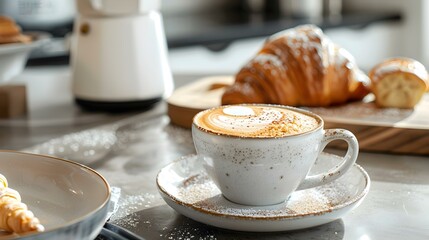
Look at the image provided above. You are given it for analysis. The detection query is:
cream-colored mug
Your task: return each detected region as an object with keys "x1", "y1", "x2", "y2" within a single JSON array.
[{"x1": 192, "y1": 104, "x2": 359, "y2": 206}]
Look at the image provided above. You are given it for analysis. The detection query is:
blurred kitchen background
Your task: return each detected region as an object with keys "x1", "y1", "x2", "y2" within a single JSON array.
[
  {"x1": 0, "y1": 0, "x2": 426, "y2": 124},
  {"x1": 1, "y1": 0, "x2": 425, "y2": 75},
  {"x1": 0, "y1": 0, "x2": 429, "y2": 152}
]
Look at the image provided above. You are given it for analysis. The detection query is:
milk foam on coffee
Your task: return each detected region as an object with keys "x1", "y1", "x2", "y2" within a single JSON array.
[{"x1": 194, "y1": 105, "x2": 319, "y2": 138}]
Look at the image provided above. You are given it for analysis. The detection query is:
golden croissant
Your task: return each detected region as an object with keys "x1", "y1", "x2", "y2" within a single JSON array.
[
  {"x1": 222, "y1": 25, "x2": 370, "y2": 107},
  {"x1": 0, "y1": 174, "x2": 44, "y2": 233}
]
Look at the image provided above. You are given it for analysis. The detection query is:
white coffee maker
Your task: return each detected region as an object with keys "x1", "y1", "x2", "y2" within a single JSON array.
[{"x1": 71, "y1": 0, "x2": 173, "y2": 111}]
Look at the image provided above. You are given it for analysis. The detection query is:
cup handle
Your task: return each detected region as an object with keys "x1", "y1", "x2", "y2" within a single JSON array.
[{"x1": 297, "y1": 129, "x2": 359, "y2": 190}]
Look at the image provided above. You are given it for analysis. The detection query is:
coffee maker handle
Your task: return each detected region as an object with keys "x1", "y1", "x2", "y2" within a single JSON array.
[{"x1": 297, "y1": 129, "x2": 359, "y2": 190}]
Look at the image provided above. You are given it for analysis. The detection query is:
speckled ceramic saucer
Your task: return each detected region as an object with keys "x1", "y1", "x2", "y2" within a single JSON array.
[{"x1": 157, "y1": 153, "x2": 370, "y2": 232}]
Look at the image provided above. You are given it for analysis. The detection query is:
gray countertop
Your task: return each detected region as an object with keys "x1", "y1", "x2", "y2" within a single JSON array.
[{"x1": 1, "y1": 66, "x2": 429, "y2": 240}]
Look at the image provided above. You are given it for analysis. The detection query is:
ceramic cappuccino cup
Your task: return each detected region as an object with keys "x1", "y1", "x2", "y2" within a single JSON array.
[{"x1": 192, "y1": 104, "x2": 359, "y2": 206}]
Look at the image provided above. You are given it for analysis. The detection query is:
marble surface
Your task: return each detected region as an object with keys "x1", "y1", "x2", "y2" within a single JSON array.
[{"x1": 1, "y1": 66, "x2": 429, "y2": 239}]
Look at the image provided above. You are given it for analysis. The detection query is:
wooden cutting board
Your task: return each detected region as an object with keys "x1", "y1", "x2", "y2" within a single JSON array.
[{"x1": 167, "y1": 76, "x2": 429, "y2": 155}]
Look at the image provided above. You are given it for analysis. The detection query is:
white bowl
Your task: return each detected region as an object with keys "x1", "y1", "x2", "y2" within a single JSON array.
[
  {"x1": 0, "y1": 32, "x2": 50, "y2": 83},
  {"x1": 0, "y1": 151, "x2": 110, "y2": 240}
]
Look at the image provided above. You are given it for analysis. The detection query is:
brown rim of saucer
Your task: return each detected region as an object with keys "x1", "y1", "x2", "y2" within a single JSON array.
[
  {"x1": 192, "y1": 104, "x2": 324, "y2": 139},
  {"x1": 156, "y1": 153, "x2": 370, "y2": 220}
]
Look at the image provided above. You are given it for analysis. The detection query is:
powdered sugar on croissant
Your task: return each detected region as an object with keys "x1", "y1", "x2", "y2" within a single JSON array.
[
  {"x1": 222, "y1": 25, "x2": 370, "y2": 107},
  {"x1": 0, "y1": 174, "x2": 44, "y2": 233}
]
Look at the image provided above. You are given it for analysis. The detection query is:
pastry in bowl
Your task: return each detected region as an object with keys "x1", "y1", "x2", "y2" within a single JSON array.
[
  {"x1": 0, "y1": 16, "x2": 32, "y2": 44},
  {"x1": 0, "y1": 16, "x2": 49, "y2": 83},
  {"x1": 0, "y1": 151, "x2": 111, "y2": 239},
  {"x1": 369, "y1": 57, "x2": 429, "y2": 108},
  {"x1": 222, "y1": 24, "x2": 370, "y2": 107},
  {"x1": 0, "y1": 173, "x2": 44, "y2": 234}
]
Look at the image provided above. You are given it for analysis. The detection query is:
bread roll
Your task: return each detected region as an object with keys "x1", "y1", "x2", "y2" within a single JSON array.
[
  {"x1": 369, "y1": 58, "x2": 429, "y2": 108},
  {"x1": 222, "y1": 25, "x2": 370, "y2": 107}
]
